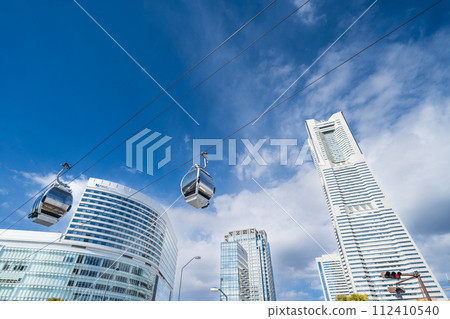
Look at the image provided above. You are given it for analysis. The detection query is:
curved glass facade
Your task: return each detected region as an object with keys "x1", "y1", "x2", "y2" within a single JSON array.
[
  {"x1": 65, "y1": 178, "x2": 177, "y2": 289},
  {"x1": 0, "y1": 243, "x2": 164, "y2": 301},
  {"x1": 0, "y1": 178, "x2": 178, "y2": 301}
]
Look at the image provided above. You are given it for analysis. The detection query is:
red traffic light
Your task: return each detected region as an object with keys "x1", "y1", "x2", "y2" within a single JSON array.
[{"x1": 381, "y1": 271, "x2": 402, "y2": 279}]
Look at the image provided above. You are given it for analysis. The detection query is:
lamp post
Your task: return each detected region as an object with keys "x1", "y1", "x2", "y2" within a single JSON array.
[
  {"x1": 210, "y1": 287, "x2": 228, "y2": 301},
  {"x1": 177, "y1": 256, "x2": 201, "y2": 301}
]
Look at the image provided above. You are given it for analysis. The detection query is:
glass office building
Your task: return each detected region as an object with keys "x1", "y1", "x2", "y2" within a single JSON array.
[
  {"x1": 220, "y1": 241, "x2": 250, "y2": 301},
  {"x1": 306, "y1": 112, "x2": 445, "y2": 300},
  {"x1": 0, "y1": 178, "x2": 178, "y2": 301},
  {"x1": 221, "y1": 228, "x2": 276, "y2": 301},
  {"x1": 316, "y1": 254, "x2": 351, "y2": 301}
]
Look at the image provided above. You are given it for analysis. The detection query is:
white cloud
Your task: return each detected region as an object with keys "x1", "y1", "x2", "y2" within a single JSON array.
[
  {"x1": 169, "y1": 164, "x2": 334, "y2": 300},
  {"x1": 234, "y1": 145, "x2": 279, "y2": 181},
  {"x1": 170, "y1": 25, "x2": 450, "y2": 300},
  {"x1": 5, "y1": 11, "x2": 444, "y2": 301},
  {"x1": 170, "y1": 101, "x2": 450, "y2": 299},
  {"x1": 292, "y1": 0, "x2": 325, "y2": 26},
  {"x1": 361, "y1": 101, "x2": 450, "y2": 233},
  {"x1": 415, "y1": 233, "x2": 450, "y2": 282},
  {"x1": 278, "y1": 289, "x2": 310, "y2": 300},
  {"x1": 120, "y1": 165, "x2": 139, "y2": 174},
  {"x1": 0, "y1": 0, "x2": 447, "y2": 303},
  {"x1": 357, "y1": 100, "x2": 450, "y2": 295},
  {"x1": 0, "y1": 188, "x2": 8, "y2": 196},
  {"x1": 16, "y1": 209, "x2": 28, "y2": 217}
]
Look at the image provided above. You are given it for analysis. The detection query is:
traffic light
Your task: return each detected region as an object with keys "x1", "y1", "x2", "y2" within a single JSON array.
[
  {"x1": 382, "y1": 271, "x2": 392, "y2": 279},
  {"x1": 388, "y1": 286, "x2": 405, "y2": 294},
  {"x1": 381, "y1": 271, "x2": 402, "y2": 279}
]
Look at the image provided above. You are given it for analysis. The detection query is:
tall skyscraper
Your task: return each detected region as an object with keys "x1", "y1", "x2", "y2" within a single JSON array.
[
  {"x1": 0, "y1": 178, "x2": 178, "y2": 301},
  {"x1": 220, "y1": 241, "x2": 250, "y2": 301},
  {"x1": 221, "y1": 228, "x2": 276, "y2": 301},
  {"x1": 306, "y1": 112, "x2": 445, "y2": 300},
  {"x1": 316, "y1": 254, "x2": 351, "y2": 301}
]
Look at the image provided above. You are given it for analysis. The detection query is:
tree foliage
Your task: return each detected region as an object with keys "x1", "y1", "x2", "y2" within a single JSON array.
[
  {"x1": 47, "y1": 298, "x2": 66, "y2": 301},
  {"x1": 335, "y1": 293, "x2": 368, "y2": 301}
]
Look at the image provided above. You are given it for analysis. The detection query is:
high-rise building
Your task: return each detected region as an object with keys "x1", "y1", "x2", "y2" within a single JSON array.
[
  {"x1": 316, "y1": 254, "x2": 351, "y2": 301},
  {"x1": 219, "y1": 241, "x2": 250, "y2": 301},
  {"x1": 0, "y1": 178, "x2": 178, "y2": 301},
  {"x1": 221, "y1": 228, "x2": 276, "y2": 301},
  {"x1": 306, "y1": 112, "x2": 446, "y2": 300}
]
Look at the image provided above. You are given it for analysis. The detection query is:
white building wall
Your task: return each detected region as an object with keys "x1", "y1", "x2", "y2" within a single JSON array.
[
  {"x1": 316, "y1": 254, "x2": 351, "y2": 301},
  {"x1": 306, "y1": 112, "x2": 445, "y2": 301}
]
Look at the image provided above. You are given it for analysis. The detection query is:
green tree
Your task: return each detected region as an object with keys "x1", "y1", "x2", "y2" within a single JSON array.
[
  {"x1": 350, "y1": 293, "x2": 369, "y2": 301},
  {"x1": 336, "y1": 295, "x2": 350, "y2": 301},
  {"x1": 335, "y1": 293, "x2": 368, "y2": 301}
]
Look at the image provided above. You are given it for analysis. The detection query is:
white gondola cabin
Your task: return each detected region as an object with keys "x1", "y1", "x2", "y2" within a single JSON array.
[
  {"x1": 28, "y1": 163, "x2": 73, "y2": 226},
  {"x1": 180, "y1": 152, "x2": 215, "y2": 208}
]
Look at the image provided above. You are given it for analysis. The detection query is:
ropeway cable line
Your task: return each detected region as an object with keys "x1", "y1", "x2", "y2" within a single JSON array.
[
  {"x1": 1, "y1": 1, "x2": 442, "y2": 284},
  {"x1": 0, "y1": 0, "x2": 284, "y2": 228},
  {"x1": 0, "y1": 0, "x2": 307, "y2": 251}
]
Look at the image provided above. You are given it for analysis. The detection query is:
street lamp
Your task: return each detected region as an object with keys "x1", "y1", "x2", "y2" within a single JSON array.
[
  {"x1": 210, "y1": 287, "x2": 228, "y2": 301},
  {"x1": 177, "y1": 256, "x2": 201, "y2": 301}
]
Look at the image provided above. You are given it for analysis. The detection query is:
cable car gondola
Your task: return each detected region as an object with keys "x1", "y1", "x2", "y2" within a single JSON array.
[
  {"x1": 28, "y1": 163, "x2": 73, "y2": 227},
  {"x1": 180, "y1": 152, "x2": 215, "y2": 209}
]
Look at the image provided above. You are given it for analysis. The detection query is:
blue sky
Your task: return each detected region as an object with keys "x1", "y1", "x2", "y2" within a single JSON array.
[{"x1": 1, "y1": 0, "x2": 450, "y2": 301}]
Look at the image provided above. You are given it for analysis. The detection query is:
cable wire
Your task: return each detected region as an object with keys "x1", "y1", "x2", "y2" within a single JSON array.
[
  {"x1": 0, "y1": 0, "x2": 282, "y2": 228},
  {"x1": 0, "y1": 0, "x2": 313, "y2": 235},
  {"x1": 73, "y1": 0, "x2": 200, "y2": 125},
  {"x1": 4, "y1": 0, "x2": 440, "y2": 245},
  {"x1": 252, "y1": 177, "x2": 337, "y2": 261},
  {"x1": 68, "y1": 0, "x2": 280, "y2": 168},
  {"x1": 0, "y1": 182, "x2": 52, "y2": 227},
  {"x1": 94, "y1": 0, "x2": 442, "y2": 216},
  {"x1": 252, "y1": 0, "x2": 379, "y2": 125},
  {"x1": 61, "y1": 0, "x2": 313, "y2": 189},
  {"x1": 0, "y1": 0, "x2": 442, "y2": 300}
]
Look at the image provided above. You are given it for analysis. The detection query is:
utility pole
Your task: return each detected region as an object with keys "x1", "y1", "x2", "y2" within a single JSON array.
[
  {"x1": 415, "y1": 272, "x2": 432, "y2": 301},
  {"x1": 382, "y1": 271, "x2": 432, "y2": 301}
]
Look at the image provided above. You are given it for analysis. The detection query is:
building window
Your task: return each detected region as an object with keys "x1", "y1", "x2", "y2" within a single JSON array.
[{"x1": 76, "y1": 255, "x2": 84, "y2": 264}]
